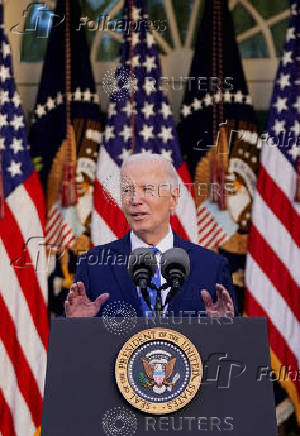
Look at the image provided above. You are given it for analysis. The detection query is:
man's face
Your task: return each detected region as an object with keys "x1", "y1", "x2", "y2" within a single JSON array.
[{"x1": 121, "y1": 161, "x2": 178, "y2": 238}]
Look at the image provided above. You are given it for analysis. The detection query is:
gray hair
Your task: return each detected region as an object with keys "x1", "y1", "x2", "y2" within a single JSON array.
[{"x1": 121, "y1": 153, "x2": 178, "y2": 189}]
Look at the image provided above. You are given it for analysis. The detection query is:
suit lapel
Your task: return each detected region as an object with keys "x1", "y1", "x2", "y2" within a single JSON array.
[{"x1": 109, "y1": 233, "x2": 143, "y2": 316}]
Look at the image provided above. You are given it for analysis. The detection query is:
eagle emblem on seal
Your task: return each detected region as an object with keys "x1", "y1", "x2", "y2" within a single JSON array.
[{"x1": 139, "y1": 350, "x2": 180, "y2": 394}]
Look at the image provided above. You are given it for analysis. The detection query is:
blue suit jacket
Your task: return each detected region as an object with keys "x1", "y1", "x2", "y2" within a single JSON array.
[{"x1": 75, "y1": 231, "x2": 238, "y2": 317}]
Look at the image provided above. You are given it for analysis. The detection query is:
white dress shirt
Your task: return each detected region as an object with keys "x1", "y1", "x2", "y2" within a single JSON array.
[{"x1": 130, "y1": 227, "x2": 173, "y2": 309}]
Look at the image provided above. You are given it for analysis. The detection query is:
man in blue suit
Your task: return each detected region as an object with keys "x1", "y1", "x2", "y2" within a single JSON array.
[{"x1": 65, "y1": 153, "x2": 237, "y2": 318}]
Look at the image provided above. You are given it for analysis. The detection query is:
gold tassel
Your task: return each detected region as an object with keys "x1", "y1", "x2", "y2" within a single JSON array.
[
  {"x1": 61, "y1": 161, "x2": 77, "y2": 206},
  {"x1": 61, "y1": 125, "x2": 77, "y2": 207},
  {"x1": 194, "y1": 149, "x2": 212, "y2": 208},
  {"x1": 210, "y1": 145, "x2": 218, "y2": 202},
  {"x1": 217, "y1": 126, "x2": 229, "y2": 210}
]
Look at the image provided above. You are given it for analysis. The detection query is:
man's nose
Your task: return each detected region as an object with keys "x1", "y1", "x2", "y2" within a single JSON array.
[{"x1": 130, "y1": 189, "x2": 143, "y2": 204}]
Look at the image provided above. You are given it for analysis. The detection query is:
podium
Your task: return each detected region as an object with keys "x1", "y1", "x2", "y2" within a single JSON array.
[{"x1": 42, "y1": 316, "x2": 277, "y2": 435}]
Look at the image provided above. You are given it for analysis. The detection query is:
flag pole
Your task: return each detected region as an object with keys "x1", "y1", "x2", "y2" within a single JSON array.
[
  {"x1": 210, "y1": 0, "x2": 218, "y2": 203},
  {"x1": 61, "y1": 0, "x2": 77, "y2": 206},
  {"x1": 129, "y1": 0, "x2": 135, "y2": 154},
  {"x1": 216, "y1": 0, "x2": 227, "y2": 211},
  {"x1": 210, "y1": 0, "x2": 226, "y2": 208}
]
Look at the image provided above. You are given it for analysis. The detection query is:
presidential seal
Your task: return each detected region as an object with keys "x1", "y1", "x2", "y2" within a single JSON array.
[{"x1": 115, "y1": 328, "x2": 202, "y2": 414}]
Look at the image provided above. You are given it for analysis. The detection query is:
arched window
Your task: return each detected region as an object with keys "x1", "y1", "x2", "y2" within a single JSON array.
[{"x1": 12, "y1": 0, "x2": 290, "y2": 119}]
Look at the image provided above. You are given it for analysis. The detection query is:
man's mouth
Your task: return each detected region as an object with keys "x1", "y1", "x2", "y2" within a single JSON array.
[{"x1": 130, "y1": 212, "x2": 149, "y2": 221}]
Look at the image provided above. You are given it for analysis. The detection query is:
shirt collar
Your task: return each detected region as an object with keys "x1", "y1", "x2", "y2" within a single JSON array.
[{"x1": 130, "y1": 227, "x2": 173, "y2": 253}]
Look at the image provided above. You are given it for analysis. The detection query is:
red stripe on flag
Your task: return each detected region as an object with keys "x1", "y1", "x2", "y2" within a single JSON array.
[
  {"x1": 244, "y1": 291, "x2": 300, "y2": 395},
  {"x1": 65, "y1": 233, "x2": 75, "y2": 249},
  {"x1": 0, "y1": 295, "x2": 42, "y2": 428},
  {"x1": 197, "y1": 213, "x2": 212, "y2": 227},
  {"x1": 0, "y1": 203, "x2": 49, "y2": 349},
  {"x1": 52, "y1": 223, "x2": 68, "y2": 247},
  {"x1": 214, "y1": 233, "x2": 227, "y2": 248},
  {"x1": 177, "y1": 163, "x2": 194, "y2": 196},
  {"x1": 62, "y1": 230, "x2": 74, "y2": 246},
  {"x1": 199, "y1": 222, "x2": 218, "y2": 244},
  {"x1": 24, "y1": 173, "x2": 46, "y2": 228},
  {"x1": 197, "y1": 205, "x2": 206, "y2": 215},
  {"x1": 249, "y1": 225, "x2": 300, "y2": 321},
  {"x1": 0, "y1": 389, "x2": 17, "y2": 436},
  {"x1": 198, "y1": 217, "x2": 214, "y2": 233},
  {"x1": 94, "y1": 180, "x2": 129, "y2": 239},
  {"x1": 45, "y1": 215, "x2": 63, "y2": 241},
  {"x1": 203, "y1": 228, "x2": 223, "y2": 249},
  {"x1": 46, "y1": 208, "x2": 58, "y2": 223},
  {"x1": 170, "y1": 214, "x2": 189, "y2": 241},
  {"x1": 258, "y1": 165, "x2": 300, "y2": 246}
]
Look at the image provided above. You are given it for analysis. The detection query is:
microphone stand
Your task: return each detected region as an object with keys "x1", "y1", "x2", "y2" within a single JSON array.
[
  {"x1": 139, "y1": 279, "x2": 155, "y2": 316},
  {"x1": 146, "y1": 283, "x2": 161, "y2": 316},
  {"x1": 144, "y1": 275, "x2": 184, "y2": 317},
  {"x1": 148, "y1": 282, "x2": 174, "y2": 316}
]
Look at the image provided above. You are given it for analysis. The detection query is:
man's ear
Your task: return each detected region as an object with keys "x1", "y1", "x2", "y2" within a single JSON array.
[{"x1": 170, "y1": 186, "x2": 179, "y2": 213}]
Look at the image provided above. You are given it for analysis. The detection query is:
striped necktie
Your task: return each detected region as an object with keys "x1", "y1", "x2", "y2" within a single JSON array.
[{"x1": 138, "y1": 247, "x2": 161, "y2": 316}]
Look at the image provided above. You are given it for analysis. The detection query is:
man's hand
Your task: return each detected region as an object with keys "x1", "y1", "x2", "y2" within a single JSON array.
[
  {"x1": 201, "y1": 283, "x2": 234, "y2": 318},
  {"x1": 65, "y1": 282, "x2": 110, "y2": 318}
]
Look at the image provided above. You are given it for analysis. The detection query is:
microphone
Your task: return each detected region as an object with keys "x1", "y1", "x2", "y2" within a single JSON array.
[
  {"x1": 161, "y1": 248, "x2": 190, "y2": 305},
  {"x1": 128, "y1": 248, "x2": 157, "y2": 311}
]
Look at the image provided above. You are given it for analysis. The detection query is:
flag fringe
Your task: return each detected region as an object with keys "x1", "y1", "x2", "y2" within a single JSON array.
[
  {"x1": 34, "y1": 426, "x2": 41, "y2": 436},
  {"x1": 243, "y1": 312, "x2": 300, "y2": 425},
  {"x1": 270, "y1": 349, "x2": 300, "y2": 425}
]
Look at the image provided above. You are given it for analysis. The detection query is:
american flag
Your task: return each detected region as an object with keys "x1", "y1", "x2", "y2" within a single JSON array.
[
  {"x1": 29, "y1": 0, "x2": 103, "y2": 254},
  {"x1": 245, "y1": 0, "x2": 300, "y2": 423},
  {"x1": 92, "y1": 0, "x2": 197, "y2": 245},
  {"x1": 29, "y1": 0, "x2": 104, "y2": 316},
  {"x1": 177, "y1": 0, "x2": 259, "y2": 251},
  {"x1": 0, "y1": 3, "x2": 48, "y2": 435}
]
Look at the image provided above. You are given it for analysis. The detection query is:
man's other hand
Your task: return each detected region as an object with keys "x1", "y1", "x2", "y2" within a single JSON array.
[
  {"x1": 65, "y1": 282, "x2": 110, "y2": 318},
  {"x1": 201, "y1": 283, "x2": 234, "y2": 318}
]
